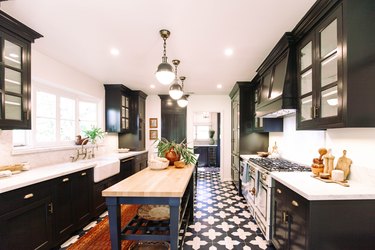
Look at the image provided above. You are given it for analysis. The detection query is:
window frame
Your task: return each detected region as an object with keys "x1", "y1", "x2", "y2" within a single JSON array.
[{"x1": 13, "y1": 80, "x2": 101, "y2": 150}]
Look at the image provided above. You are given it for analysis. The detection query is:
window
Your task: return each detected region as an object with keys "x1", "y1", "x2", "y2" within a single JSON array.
[
  {"x1": 194, "y1": 125, "x2": 210, "y2": 140},
  {"x1": 13, "y1": 82, "x2": 100, "y2": 148}
]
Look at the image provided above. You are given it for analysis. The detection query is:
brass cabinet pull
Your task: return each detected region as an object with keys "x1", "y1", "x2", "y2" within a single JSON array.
[
  {"x1": 250, "y1": 187, "x2": 256, "y2": 195},
  {"x1": 63, "y1": 178, "x2": 69, "y2": 182},
  {"x1": 48, "y1": 202, "x2": 53, "y2": 214},
  {"x1": 24, "y1": 193, "x2": 34, "y2": 199},
  {"x1": 292, "y1": 200, "x2": 299, "y2": 207},
  {"x1": 81, "y1": 172, "x2": 87, "y2": 176},
  {"x1": 276, "y1": 189, "x2": 282, "y2": 194}
]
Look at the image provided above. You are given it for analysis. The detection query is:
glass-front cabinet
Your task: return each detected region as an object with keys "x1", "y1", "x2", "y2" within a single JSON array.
[
  {"x1": 297, "y1": 7, "x2": 342, "y2": 129},
  {"x1": 0, "y1": 11, "x2": 41, "y2": 129}
]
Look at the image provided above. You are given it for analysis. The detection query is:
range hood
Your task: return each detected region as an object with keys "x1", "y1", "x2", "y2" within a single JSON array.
[{"x1": 255, "y1": 33, "x2": 297, "y2": 118}]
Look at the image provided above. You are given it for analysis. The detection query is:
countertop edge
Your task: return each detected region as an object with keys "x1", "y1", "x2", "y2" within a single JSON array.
[
  {"x1": 0, "y1": 151, "x2": 148, "y2": 194},
  {"x1": 271, "y1": 172, "x2": 375, "y2": 201}
]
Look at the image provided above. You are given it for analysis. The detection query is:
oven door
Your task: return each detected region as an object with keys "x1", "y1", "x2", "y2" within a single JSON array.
[
  {"x1": 242, "y1": 163, "x2": 257, "y2": 210},
  {"x1": 256, "y1": 179, "x2": 268, "y2": 221}
]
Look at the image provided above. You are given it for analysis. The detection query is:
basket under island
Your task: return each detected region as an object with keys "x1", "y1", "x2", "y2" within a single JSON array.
[{"x1": 102, "y1": 164, "x2": 196, "y2": 250}]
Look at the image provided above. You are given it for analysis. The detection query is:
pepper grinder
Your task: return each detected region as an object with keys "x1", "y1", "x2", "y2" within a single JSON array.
[{"x1": 325, "y1": 149, "x2": 335, "y2": 175}]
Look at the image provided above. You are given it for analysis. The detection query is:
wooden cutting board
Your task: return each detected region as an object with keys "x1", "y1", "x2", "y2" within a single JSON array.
[
  {"x1": 335, "y1": 150, "x2": 352, "y2": 180},
  {"x1": 312, "y1": 175, "x2": 350, "y2": 187}
]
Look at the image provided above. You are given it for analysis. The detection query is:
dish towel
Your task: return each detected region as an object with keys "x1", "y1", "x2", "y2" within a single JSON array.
[{"x1": 241, "y1": 163, "x2": 250, "y2": 183}]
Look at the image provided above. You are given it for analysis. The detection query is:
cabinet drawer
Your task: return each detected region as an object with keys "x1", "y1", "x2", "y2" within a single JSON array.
[{"x1": 0, "y1": 179, "x2": 54, "y2": 214}]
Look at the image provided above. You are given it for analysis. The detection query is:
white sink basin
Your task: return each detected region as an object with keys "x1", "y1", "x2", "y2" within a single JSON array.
[{"x1": 88, "y1": 158, "x2": 120, "y2": 183}]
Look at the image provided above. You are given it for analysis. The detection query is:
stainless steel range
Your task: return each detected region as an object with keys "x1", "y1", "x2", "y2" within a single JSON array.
[{"x1": 240, "y1": 156, "x2": 310, "y2": 242}]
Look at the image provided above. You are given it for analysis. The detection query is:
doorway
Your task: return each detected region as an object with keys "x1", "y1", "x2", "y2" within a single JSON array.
[{"x1": 193, "y1": 112, "x2": 221, "y2": 172}]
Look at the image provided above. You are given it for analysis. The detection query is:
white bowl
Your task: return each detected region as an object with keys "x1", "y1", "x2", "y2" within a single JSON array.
[
  {"x1": 149, "y1": 157, "x2": 169, "y2": 170},
  {"x1": 118, "y1": 148, "x2": 130, "y2": 153}
]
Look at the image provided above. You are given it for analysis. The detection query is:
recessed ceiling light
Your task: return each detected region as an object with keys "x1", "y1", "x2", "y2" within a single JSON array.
[
  {"x1": 110, "y1": 48, "x2": 119, "y2": 56},
  {"x1": 150, "y1": 84, "x2": 155, "y2": 89},
  {"x1": 217, "y1": 84, "x2": 223, "y2": 89},
  {"x1": 224, "y1": 48, "x2": 233, "y2": 56}
]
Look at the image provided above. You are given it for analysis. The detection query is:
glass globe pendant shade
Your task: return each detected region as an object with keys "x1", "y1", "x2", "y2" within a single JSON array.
[
  {"x1": 169, "y1": 82, "x2": 183, "y2": 100},
  {"x1": 177, "y1": 96, "x2": 188, "y2": 107},
  {"x1": 155, "y1": 61, "x2": 175, "y2": 85}
]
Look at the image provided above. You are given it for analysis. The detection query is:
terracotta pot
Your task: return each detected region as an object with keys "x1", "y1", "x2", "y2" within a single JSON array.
[{"x1": 165, "y1": 147, "x2": 180, "y2": 166}]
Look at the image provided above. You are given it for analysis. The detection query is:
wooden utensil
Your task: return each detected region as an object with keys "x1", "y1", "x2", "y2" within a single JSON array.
[
  {"x1": 312, "y1": 175, "x2": 350, "y2": 187},
  {"x1": 335, "y1": 150, "x2": 352, "y2": 180},
  {"x1": 318, "y1": 148, "x2": 328, "y2": 160}
]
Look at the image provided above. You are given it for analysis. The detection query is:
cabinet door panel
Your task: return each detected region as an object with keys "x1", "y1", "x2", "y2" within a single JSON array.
[
  {"x1": 272, "y1": 185, "x2": 288, "y2": 250},
  {"x1": 0, "y1": 196, "x2": 53, "y2": 250},
  {"x1": 74, "y1": 170, "x2": 92, "y2": 227},
  {"x1": 55, "y1": 176, "x2": 74, "y2": 240},
  {"x1": 288, "y1": 194, "x2": 307, "y2": 250}
]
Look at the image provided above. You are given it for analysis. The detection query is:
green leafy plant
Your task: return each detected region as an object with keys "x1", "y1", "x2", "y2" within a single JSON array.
[
  {"x1": 83, "y1": 126, "x2": 105, "y2": 144},
  {"x1": 156, "y1": 138, "x2": 197, "y2": 165}
]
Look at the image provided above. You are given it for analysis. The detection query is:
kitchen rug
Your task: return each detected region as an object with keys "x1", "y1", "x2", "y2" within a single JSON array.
[{"x1": 68, "y1": 204, "x2": 140, "y2": 250}]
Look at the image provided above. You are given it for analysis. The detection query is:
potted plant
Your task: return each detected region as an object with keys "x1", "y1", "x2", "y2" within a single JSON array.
[
  {"x1": 156, "y1": 138, "x2": 197, "y2": 166},
  {"x1": 83, "y1": 126, "x2": 105, "y2": 145}
]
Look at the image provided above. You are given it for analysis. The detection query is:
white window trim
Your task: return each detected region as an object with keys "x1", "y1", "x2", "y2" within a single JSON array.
[{"x1": 12, "y1": 79, "x2": 102, "y2": 155}]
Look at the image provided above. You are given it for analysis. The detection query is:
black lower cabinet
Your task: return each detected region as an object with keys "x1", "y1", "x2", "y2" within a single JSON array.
[
  {"x1": 54, "y1": 174, "x2": 75, "y2": 243},
  {"x1": 73, "y1": 170, "x2": 92, "y2": 229},
  {"x1": 0, "y1": 155, "x2": 148, "y2": 249},
  {"x1": 0, "y1": 181, "x2": 54, "y2": 250},
  {"x1": 273, "y1": 180, "x2": 375, "y2": 250},
  {"x1": 119, "y1": 157, "x2": 135, "y2": 181},
  {"x1": 134, "y1": 152, "x2": 148, "y2": 172}
]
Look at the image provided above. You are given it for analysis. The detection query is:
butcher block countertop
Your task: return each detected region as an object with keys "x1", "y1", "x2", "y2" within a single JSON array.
[
  {"x1": 102, "y1": 165, "x2": 195, "y2": 198},
  {"x1": 272, "y1": 172, "x2": 375, "y2": 201}
]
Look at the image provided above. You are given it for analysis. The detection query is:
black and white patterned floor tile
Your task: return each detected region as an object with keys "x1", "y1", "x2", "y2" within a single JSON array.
[{"x1": 183, "y1": 170, "x2": 275, "y2": 250}]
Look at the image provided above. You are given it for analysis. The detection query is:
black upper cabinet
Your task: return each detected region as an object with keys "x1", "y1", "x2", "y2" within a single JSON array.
[
  {"x1": 131, "y1": 91, "x2": 147, "y2": 151},
  {"x1": 104, "y1": 84, "x2": 132, "y2": 133},
  {"x1": 0, "y1": 10, "x2": 42, "y2": 130},
  {"x1": 295, "y1": 0, "x2": 375, "y2": 129}
]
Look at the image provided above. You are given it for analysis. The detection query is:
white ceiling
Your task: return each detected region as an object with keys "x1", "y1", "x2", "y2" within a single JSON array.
[{"x1": 1, "y1": 0, "x2": 316, "y2": 95}]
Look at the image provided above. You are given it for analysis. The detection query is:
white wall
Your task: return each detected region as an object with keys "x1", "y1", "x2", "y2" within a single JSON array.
[
  {"x1": 269, "y1": 114, "x2": 375, "y2": 184},
  {"x1": 0, "y1": 49, "x2": 116, "y2": 168},
  {"x1": 145, "y1": 95, "x2": 161, "y2": 158}
]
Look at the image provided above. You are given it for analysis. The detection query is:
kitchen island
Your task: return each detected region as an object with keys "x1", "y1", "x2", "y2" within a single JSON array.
[{"x1": 102, "y1": 164, "x2": 195, "y2": 250}]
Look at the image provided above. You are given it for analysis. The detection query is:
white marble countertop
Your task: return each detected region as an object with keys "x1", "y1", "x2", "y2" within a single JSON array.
[
  {"x1": 0, "y1": 151, "x2": 147, "y2": 194},
  {"x1": 271, "y1": 171, "x2": 375, "y2": 201}
]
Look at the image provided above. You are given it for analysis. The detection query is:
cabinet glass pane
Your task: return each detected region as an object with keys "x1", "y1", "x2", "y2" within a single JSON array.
[
  {"x1": 301, "y1": 69, "x2": 312, "y2": 95},
  {"x1": 121, "y1": 96, "x2": 125, "y2": 106},
  {"x1": 121, "y1": 118, "x2": 125, "y2": 129},
  {"x1": 320, "y1": 19, "x2": 337, "y2": 58},
  {"x1": 321, "y1": 86, "x2": 338, "y2": 118},
  {"x1": 301, "y1": 96, "x2": 313, "y2": 121},
  {"x1": 271, "y1": 56, "x2": 287, "y2": 99},
  {"x1": 5, "y1": 95, "x2": 22, "y2": 120},
  {"x1": 259, "y1": 118, "x2": 263, "y2": 128},
  {"x1": 300, "y1": 42, "x2": 312, "y2": 70},
  {"x1": 5, "y1": 68, "x2": 22, "y2": 94},
  {"x1": 121, "y1": 107, "x2": 125, "y2": 117},
  {"x1": 321, "y1": 53, "x2": 338, "y2": 87},
  {"x1": 4, "y1": 40, "x2": 22, "y2": 69},
  {"x1": 261, "y1": 72, "x2": 271, "y2": 102}
]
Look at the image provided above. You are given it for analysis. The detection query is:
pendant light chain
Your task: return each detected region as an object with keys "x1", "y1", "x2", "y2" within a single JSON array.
[{"x1": 162, "y1": 37, "x2": 167, "y2": 62}]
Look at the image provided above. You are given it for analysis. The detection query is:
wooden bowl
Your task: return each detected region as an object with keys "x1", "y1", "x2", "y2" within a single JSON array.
[
  {"x1": 311, "y1": 165, "x2": 324, "y2": 175},
  {"x1": 174, "y1": 160, "x2": 186, "y2": 168},
  {"x1": 257, "y1": 152, "x2": 270, "y2": 158},
  {"x1": 319, "y1": 173, "x2": 330, "y2": 179}
]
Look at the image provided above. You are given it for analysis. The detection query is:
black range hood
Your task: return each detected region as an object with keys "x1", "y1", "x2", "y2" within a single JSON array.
[{"x1": 255, "y1": 33, "x2": 297, "y2": 118}]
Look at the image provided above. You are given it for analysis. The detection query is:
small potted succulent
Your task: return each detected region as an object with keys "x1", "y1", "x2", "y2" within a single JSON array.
[{"x1": 156, "y1": 138, "x2": 197, "y2": 166}]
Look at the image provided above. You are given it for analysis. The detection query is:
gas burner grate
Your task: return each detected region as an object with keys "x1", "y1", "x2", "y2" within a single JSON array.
[{"x1": 248, "y1": 158, "x2": 310, "y2": 172}]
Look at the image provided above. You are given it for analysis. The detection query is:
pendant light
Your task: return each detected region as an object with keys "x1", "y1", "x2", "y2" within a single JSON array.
[
  {"x1": 169, "y1": 60, "x2": 183, "y2": 100},
  {"x1": 177, "y1": 76, "x2": 189, "y2": 108},
  {"x1": 155, "y1": 29, "x2": 175, "y2": 85}
]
